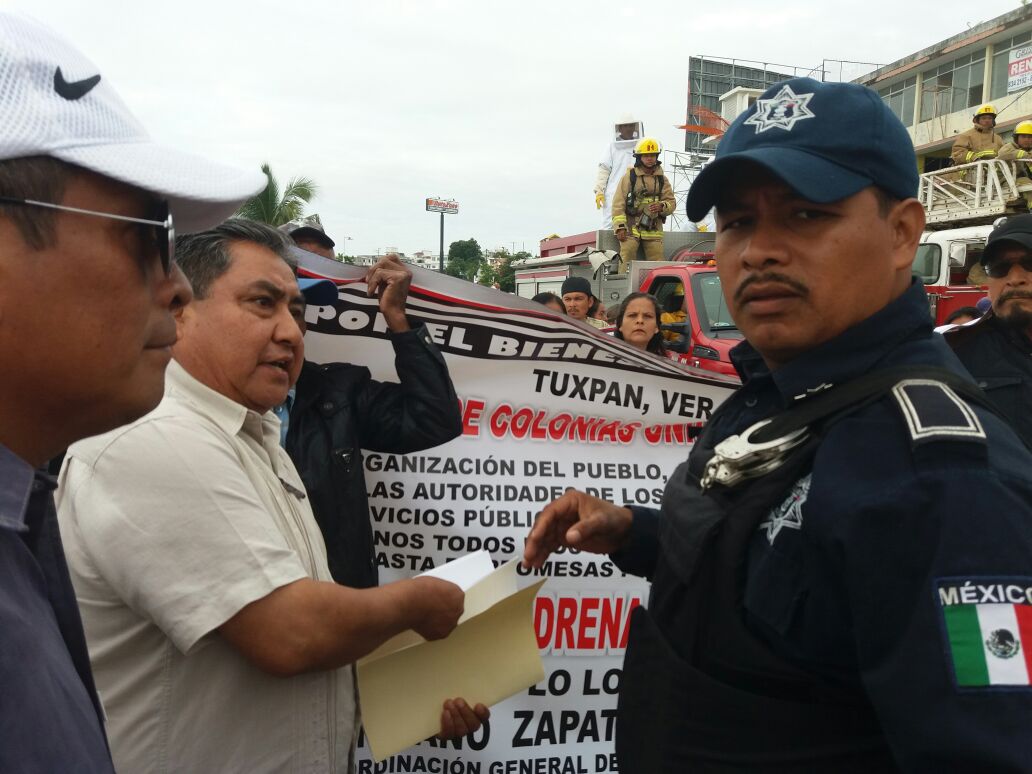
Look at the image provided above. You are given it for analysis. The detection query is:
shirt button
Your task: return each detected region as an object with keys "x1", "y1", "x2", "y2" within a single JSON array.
[
  {"x1": 322, "y1": 401, "x2": 334, "y2": 411},
  {"x1": 745, "y1": 397, "x2": 758, "y2": 408}
]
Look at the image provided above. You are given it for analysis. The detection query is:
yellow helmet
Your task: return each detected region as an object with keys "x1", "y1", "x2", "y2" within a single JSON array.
[
  {"x1": 975, "y1": 104, "x2": 997, "y2": 120},
  {"x1": 1015, "y1": 120, "x2": 1032, "y2": 136},
  {"x1": 634, "y1": 138, "x2": 662, "y2": 156}
]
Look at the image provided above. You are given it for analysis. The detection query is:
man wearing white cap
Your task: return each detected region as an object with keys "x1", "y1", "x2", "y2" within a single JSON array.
[
  {"x1": 0, "y1": 11, "x2": 265, "y2": 772},
  {"x1": 281, "y1": 216, "x2": 337, "y2": 260}
]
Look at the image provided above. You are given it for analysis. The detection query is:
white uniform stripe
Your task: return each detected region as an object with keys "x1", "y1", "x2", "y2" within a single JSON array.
[{"x1": 976, "y1": 604, "x2": 1030, "y2": 685}]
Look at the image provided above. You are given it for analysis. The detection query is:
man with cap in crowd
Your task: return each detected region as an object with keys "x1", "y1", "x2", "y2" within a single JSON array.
[
  {"x1": 951, "y1": 104, "x2": 1003, "y2": 170},
  {"x1": 945, "y1": 214, "x2": 1032, "y2": 448},
  {"x1": 281, "y1": 215, "x2": 337, "y2": 260},
  {"x1": 525, "y1": 77, "x2": 1032, "y2": 771},
  {"x1": 561, "y1": 275, "x2": 607, "y2": 329},
  {"x1": 0, "y1": 12, "x2": 264, "y2": 771},
  {"x1": 280, "y1": 243, "x2": 463, "y2": 590},
  {"x1": 56, "y1": 220, "x2": 486, "y2": 773}
]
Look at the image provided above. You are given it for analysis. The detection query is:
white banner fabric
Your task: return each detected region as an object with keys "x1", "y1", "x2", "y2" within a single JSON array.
[{"x1": 297, "y1": 256, "x2": 740, "y2": 773}]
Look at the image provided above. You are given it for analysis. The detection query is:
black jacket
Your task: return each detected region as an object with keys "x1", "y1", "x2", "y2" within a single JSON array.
[
  {"x1": 944, "y1": 311, "x2": 1032, "y2": 448},
  {"x1": 614, "y1": 282, "x2": 1032, "y2": 770},
  {"x1": 285, "y1": 326, "x2": 462, "y2": 588}
]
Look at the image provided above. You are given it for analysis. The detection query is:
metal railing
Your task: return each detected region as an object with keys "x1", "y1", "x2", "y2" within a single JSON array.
[{"x1": 918, "y1": 159, "x2": 1020, "y2": 226}]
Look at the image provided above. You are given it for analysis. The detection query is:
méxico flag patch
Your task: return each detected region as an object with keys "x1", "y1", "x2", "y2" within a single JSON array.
[{"x1": 938, "y1": 578, "x2": 1032, "y2": 688}]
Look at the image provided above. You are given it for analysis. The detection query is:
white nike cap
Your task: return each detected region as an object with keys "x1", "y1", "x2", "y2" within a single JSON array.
[{"x1": 0, "y1": 12, "x2": 266, "y2": 232}]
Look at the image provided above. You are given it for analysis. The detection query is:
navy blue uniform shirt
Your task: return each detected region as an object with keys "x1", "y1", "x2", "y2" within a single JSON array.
[
  {"x1": 615, "y1": 281, "x2": 1032, "y2": 770},
  {"x1": 0, "y1": 443, "x2": 113, "y2": 771}
]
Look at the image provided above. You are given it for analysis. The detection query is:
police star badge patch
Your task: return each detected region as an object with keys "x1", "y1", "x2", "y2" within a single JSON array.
[
  {"x1": 937, "y1": 577, "x2": 1032, "y2": 689},
  {"x1": 744, "y1": 85, "x2": 816, "y2": 133},
  {"x1": 760, "y1": 474, "x2": 810, "y2": 544}
]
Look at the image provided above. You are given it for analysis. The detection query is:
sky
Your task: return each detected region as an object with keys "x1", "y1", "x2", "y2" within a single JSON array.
[{"x1": 7, "y1": 0, "x2": 1025, "y2": 257}]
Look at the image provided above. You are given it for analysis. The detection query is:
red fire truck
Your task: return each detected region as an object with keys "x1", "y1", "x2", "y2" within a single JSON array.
[{"x1": 515, "y1": 233, "x2": 742, "y2": 376}]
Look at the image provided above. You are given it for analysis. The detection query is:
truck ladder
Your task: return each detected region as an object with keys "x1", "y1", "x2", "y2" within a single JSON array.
[{"x1": 918, "y1": 159, "x2": 1026, "y2": 229}]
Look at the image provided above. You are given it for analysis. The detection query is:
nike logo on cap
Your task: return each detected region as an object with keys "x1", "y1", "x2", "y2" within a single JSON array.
[{"x1": 53, "y1": 67, "x2": 101, "y2": 101}]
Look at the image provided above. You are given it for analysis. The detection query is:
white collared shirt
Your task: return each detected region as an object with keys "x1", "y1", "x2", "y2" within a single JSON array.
[{"x1": 57, "y1": 360, "x2": 357, "y2": 774}]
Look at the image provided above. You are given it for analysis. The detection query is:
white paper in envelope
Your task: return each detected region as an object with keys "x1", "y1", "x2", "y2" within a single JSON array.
[{"x1": 356, "y1": 553, "x2": 546, "y2": 762}]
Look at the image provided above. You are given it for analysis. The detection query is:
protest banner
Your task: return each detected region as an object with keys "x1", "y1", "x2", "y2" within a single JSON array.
[{"x1": 297, "y1": 252, "x2": 740, "y2": 772}]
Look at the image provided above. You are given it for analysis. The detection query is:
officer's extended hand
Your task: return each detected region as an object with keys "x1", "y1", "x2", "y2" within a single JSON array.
[
  {"x1": 522, "y1": 489, "x2": 633, "y2": 568},
  {"x1": 595, "y1": 193, "x2": 605, "y2": 209},
  {"x1": 615, "y1": 228, "x2": 628, "y2": 243},
  {"x1": 406, "y1": 577, "x2": 464, "y2": 641},
  {"x1": 439, "y1": 698, "x2": 490, "y2": 740},
  {"x1": 366, "y1": 254, "x2": 412, "y2": 332}
]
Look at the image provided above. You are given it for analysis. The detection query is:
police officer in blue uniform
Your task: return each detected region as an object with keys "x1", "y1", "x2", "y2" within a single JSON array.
[
  {"x1": 944, "y1": 214, "x2": 1032, "y2": 449},
  {"x1": 524, "y1": 78, "x2": 1032, "y2": 772}
]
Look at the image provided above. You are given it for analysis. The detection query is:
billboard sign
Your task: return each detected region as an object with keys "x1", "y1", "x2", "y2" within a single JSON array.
[
  {"x1": 426, "y1": 198, "x2": 459, "y2": 214},
  {"x1": 1009, "y1": 46, "x2": 1032, "y2": 93}
]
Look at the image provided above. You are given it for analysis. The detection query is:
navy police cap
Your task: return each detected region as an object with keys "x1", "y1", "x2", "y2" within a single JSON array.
[{"x1": 686, "y1": 77, "x2": 919, "y2": 221}]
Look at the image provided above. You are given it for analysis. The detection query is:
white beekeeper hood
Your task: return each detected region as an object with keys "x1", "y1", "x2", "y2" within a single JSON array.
[{"x1": 613, "y1": 114, "x2": 643, "y2": 147}]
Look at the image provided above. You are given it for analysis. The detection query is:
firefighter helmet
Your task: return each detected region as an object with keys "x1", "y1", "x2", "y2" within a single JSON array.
[
  {"x1": 974, "y1": 104, "x2": 997, "y2": 122},
  {"x1": 634, "y1": 138, "x2": 662, "y2": 156},
  {"x1": 1015, "y1": 120, "x2": 1032, "y2": 136}
]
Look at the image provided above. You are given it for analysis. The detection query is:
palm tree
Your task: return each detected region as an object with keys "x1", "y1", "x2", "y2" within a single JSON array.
[{"x1": 235, "y1": 163, "x2": 317, "y2": 225}]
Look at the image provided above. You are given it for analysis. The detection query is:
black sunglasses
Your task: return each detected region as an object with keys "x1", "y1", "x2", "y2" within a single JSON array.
[
  {"x1": 984, "y1": 254, "x2": 1032, "y2": 279},
  {"x1": 0, "y1": 195, "x2": 175, "y2": 276}
]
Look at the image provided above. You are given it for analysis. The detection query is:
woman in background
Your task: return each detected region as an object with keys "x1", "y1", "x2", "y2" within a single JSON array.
[{"x1": 614, "y1": 292, "x2": 666, "y2": 356}]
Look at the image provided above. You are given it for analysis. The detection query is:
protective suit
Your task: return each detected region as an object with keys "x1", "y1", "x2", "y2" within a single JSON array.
[
  {"x1": 951, "y1": 125, "x2": 1002, "y2": 165},
  {"x1": 997, "y1": 120, "x2": 1032, "y2": 210},
  {"x1": 612, "y1": 139, "x2": 676, "y2": 272},
  {"x1": 594, "y1": 115, "x2": 643, "y2": 229},
  {"x1": 950, "y1": 105, "x2": 1002, "y2": 166}
]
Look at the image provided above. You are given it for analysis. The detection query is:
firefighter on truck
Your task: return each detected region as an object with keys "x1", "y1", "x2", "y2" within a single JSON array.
[{"x1": 611, "y1": 138, "x2": 675, "y2": 273}]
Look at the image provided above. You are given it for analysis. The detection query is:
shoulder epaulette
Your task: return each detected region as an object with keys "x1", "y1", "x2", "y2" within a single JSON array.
[{"x1": 891, "y1": 379, "x2": 986, "y2": 447}]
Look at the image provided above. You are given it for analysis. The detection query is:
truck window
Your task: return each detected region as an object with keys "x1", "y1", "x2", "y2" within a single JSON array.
[
  {"x1": 691, "y1": 272, "x2": 736, "y2": 331},
  {"x1": 912, "y1": 244, "x2": 941, "y2": 285},
  {"x1": 961, "y1": 247, "x2": 986, "y2": 286},
  {"x1": 652, "y1": 278, "x2": 684, "y2": 312}
]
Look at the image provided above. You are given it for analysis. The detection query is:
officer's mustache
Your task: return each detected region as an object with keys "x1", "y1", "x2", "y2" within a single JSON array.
[
  {"x1": 997, "y1": 290, "x2": 1032, "y2": 304},
  {"x1": 734, "y1": 272, "x2": 810, "y2": 303}
]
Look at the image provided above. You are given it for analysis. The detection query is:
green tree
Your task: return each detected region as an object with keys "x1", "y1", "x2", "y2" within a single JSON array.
[
  {"x1": 497, "y1": 251, "x2": 527, "y2": 293},
  {"x1": 478, "y1": 248, "x2": 506, "y2": 286},
  {"x1": 444, "y1": 238, "x2": 483, "y2": 281},
  {"x1": 477, "y1": 248, "x2": 522, "y2": 291},
  {"x1": 335, "y1": 253, "x2": 356, "y2": 264},
  {"x1": 235, "y1": 162, "x2": 317, "y2": 226},
  {"x1": 477, "y1": 262, "x2": 497, "y2": 287}
]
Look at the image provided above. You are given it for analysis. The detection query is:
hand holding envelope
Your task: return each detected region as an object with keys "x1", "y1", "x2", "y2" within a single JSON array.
[{"x1": 357, "y1": 552, "x2": 547, "y2": 761}]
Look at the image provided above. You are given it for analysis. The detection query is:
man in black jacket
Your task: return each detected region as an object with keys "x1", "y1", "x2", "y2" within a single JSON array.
[
  {"x1": 286, "y1": 252, "x2": 462, "y2": 588},
  {"x1": 944, "y1": 215, "x2": 1032, "y2": 448}
]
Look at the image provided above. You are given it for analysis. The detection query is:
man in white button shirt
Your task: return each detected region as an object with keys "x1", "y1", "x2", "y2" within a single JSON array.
[{"x1": 57, "y1": 219, "x2": 486, "y2": 773}]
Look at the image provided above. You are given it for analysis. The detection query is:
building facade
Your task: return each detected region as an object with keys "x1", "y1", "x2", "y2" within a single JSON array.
[{"x1": 857, "y1": 6, "x2": 1032, "y2": 172}]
